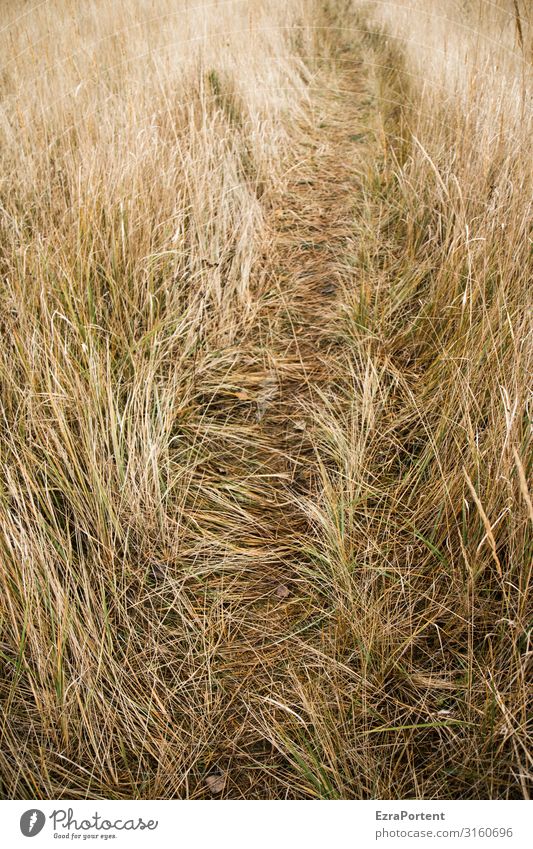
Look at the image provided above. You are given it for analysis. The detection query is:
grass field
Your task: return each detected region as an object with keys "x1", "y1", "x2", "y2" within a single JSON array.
[{"x1": 0, "y1": 0, "x2": 531, "y2": 799}]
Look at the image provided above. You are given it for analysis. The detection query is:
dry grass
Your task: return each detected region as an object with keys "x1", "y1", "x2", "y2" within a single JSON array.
[{"x1": 0, "y1": 0, "x2": 531, "y2": 799}]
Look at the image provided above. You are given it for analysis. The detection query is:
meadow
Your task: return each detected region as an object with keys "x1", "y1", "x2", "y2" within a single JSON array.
[{"x1": 0, "y1": 0, "x2": 531, "y2": 798}]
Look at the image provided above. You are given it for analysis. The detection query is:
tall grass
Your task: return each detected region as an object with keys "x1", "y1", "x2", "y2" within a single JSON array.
[
  {"x1": 0, "y1": 0, "x2": 531, "y2": 798},
  {"x1": 293, "y1": 0, "x2": 532, "y2": 797},
  {"x1": 0, "y1": 0, "x2": 317, "y2": 798}
]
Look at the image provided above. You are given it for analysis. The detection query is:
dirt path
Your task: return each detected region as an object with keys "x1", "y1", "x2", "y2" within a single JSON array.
[{"x1": 196, "y1": 36, "x2": 377, "y2": 799}]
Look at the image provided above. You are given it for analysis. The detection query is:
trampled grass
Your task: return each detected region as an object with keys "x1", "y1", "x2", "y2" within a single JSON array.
[{"x1": 0, "y1": 0, "x2": 531, "y2": 799}]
